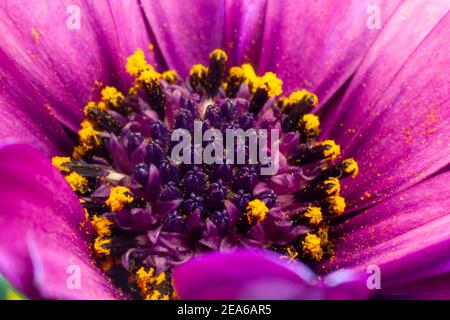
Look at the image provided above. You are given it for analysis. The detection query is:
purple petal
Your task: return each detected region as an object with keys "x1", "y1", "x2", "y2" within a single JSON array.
[
  {"x1": 0, "y1": 0, "x2": 161, "y2": 131},
  {"x1": 325, "y1": 172, "x2": 450, "y2": 295},
  {"x1": 141, "y1": 0, "x2": 225, "y2": 77},
  {"x1": 224, "y1": 0, "x2": 268, "y2": 66},
  {"x1": 259, "y1": 0, "x2": 402, "y2": 99},
  {"x1": 0, "y1": 142, "x2": 116, "y2": 299},
  {"x1": 322, "y1": 5, "x2": 450, "y2": 210},
  {"x1": 173, "y1": 249, "x2": 369, "y2": 299}
]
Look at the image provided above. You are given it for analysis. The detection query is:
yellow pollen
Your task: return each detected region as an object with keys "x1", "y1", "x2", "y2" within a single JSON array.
[
  {"x1": 93, "y1": 237, "x2": 111, "y2": 256},
  {"x1": 229, "y1": 66, "x2": 245, "y2": 80},
  {"x1": 91, "y1": 215, "x2": 113, "y2": 237},
  {"x1": 135, "y1": 267, "x2": 167, "y2": 299},
  {"x1": 189, "y1": 64, "x2": 208, "y2": 77},
  {"x1": 65, "y1": 172, "x2": 88, "y2": 192},
  {"x1": 303, "y1": 205, "x2": 323, "y2": 225},
  {"x1": 101, "y1": 86, "x2": 124, "y2": 107},
  {"x1": 161, "y1": 70, "x2": 178, "y2": 84},
  {"x1": 319, "y1": 140, "x2": 341, "y2": 160},
  {"x1": 342, "y1": 158, "x2": 359, "y2": 178},
  {"x1": 126, "y1": 49, "x2": 152, "y2": 77},
  {"x1": 326, "y1": 195, "x2": 346, "y2": 216},
  {"x1": 138, "y1": 68, "x2": 161, "y2": 85},
  {"x1": 254, "y1": 72, "x2": 283, "y2": 97},
  {"x1": 323, "y1": 177, "x2": 341, "y2": 195},
  {"x1": 210, "y1": 49, "x2": 228, "y2": 62},
  {"x1": 300, "y1": 114, "x2": 320, "y2": 138},
  {"x1": 241, "y1": 63, "x2": 258, "y2": 84},
  {"x1": 106, "y1": 186, "x2": 134, "y2": 211},
  {"x1": 78, "y1": 123, "x2": 101, "y2": 148},
  {"x1": 83, "y1": 101, "x2": 97, "y2": 117},
  {"x1": 289, "y1": 89, "x2": 319, "y2": 107},
  {"x1": 302, "y1": 233, "x2": 323, "y2": 261},
  {"x1": 51, "y1": 156, "x2": 71, "y2": 172},
  {"x1": 245, "y1": 199, "x2": 269, "y2": 224}
]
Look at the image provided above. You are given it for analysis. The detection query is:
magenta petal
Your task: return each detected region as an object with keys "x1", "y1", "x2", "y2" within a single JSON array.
[
  {"x1": 0, "y1": 0, "x2": 159, "y2": 131},
  {"x1": 0, "y1": 142, "x2": 116, "y2": 299},
  {"x1": 259, "y1": 0, "x2": 402, "y2": 100},
  {"x1": 141, "y1": 0, "x2": 225, "y2": 77},
  {"x1": 224, "y1": 0, "x2": 268, "y2": 67},
  {"x1": 326, "y1": 172, "x2": 450, "y2": 294},
  {"x1": 173, "y1": 249, "x2": 369, "y2": 299},
  {"x1": 323, "y1": 6, "x2": 450, "y2": 209}
]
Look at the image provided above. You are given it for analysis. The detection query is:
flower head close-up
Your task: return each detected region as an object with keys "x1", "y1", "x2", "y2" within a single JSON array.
[{"x1": 0, "y1": 0, "x2": 449, "y2": 302}]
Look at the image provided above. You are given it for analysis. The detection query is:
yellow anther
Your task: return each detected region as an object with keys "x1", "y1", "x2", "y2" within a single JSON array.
[
  {"x1": 290, "y1": 90, "x2": 318, "y2": 106},
  {"x1": 91, "y1": 215, "x2": 113, "y2": 237},
  {"x1": 83, "y1": 101, "x2": 98, "y2": 117},
  {"x1": 138, "y1": 68, "x2": 161, "y2": 85},
  {"x1": 189, "y1": 64, "x2": 208, "y2": 77},
  {"x1": 241, "y1": 63, "x2": 258, "y2": 85},
  {"x1": 106, "y1": 186, "x2": 134, "y2": 211},
  {"x1": 245, "y1": 199, "x2": 269, "y2": 224},
  {"x1": 78, "y1": 123, "x2": 101, "y2": 148},
  {"x1": 135, "y1": 267, "x2": 168, "y2": 299},
  {"x1": 126, "y1": 49, "x2": 152, "y2": 77},
  {"x1": 189, "y1": 64, "x2": 208, "y2": 88},
  {"x1": 302, "y1": 233, "x2": 323, "y2": 261},
  {"x1": 254, "y1": 72, "x2": 283, "y2": 97},
  {"x1": 101, "y1": 86, "x2": 124, "y2": 107},
  {"x1": 299, "y1": 114, "x2": 320, "y2": 138},
  {"x1": 323, "y1": 177, "x2": 341, "y2": 195},
  {"x1": 65, "y1": 171, "x2": 88, "y2": 193},
  {"x1": 161, "y1": 70, "x2": 179, "y2": 84},
  {"x1": 228, "y1": 66, "x2": 245, "y2": 80},
  {"x1": 303, "y1": 205, "x2": 323, "y2": 225},
  {"x1": 342, "y1": 158, "x2": 359, "y2": 178},
  {"x1": 93, "y1": 237, "x2": 111, "y2": 256},
  {"x1": 210, "y1": 49, "x2": 228, "y2": 62},
  {"x1": 52, "y1": 156, "x2": 71, "y2": 173},
  {"x1": 325, "y1": 195, "x2": 346, "y2": 216},
  {"x1": 319, "y1": 140, "x2": 341, "y2": 160}
]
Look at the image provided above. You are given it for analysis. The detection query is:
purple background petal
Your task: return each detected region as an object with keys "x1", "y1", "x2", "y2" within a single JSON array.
[{"x1": 0, "y1": 142, "x2": 116, "y2": 299}]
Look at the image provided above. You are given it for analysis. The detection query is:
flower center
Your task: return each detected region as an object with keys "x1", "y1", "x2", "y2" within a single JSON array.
[{"x1": 52, "y1": 48, "x2": 358, "y2": 300}]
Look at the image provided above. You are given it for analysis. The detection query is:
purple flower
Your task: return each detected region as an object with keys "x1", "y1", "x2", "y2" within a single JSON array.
[{"x1": 0, "y1": 0, "x2": 449, "y2": 300}]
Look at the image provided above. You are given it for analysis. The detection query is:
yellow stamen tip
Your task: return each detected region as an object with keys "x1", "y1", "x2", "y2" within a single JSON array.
[
  {"x1": 210, "y1": 49, "x2": 228, "y2": 62},
  {"x1": 319, "y1": 140, "x2": 341, "y2": 160},
  {"x1": 101, "y1": 86, "x2": 124, "y2": 107},
  {"x1": 65, "y1": 171, "x2": 88, "y2": 192},
  {"x1": 299, "y1": 113, "x2": 320, "y2": 138},
  {"x1": 93, "y1": 237, "x2": 111, "y2": 256},
  {"x1": 245, "y1": 199, "x2": 269, "y2": 224},
  {"x1": 78, "y1": 123, "x2": 101, "y2": 148},
  {"x1": 288, "y1": 89, "x2": 319, "y2": 107},
  {"x1": 52, "y1": 156, "x2": 71, "y2": 172},
  {"x1": 229, "y1": 66, "x2": 245, "y2": 80},
  {"x1": 91, "y1": 215, "x2": 113, "y2": 237},
  {"x1": 326, "y1": 195, "x2": 346, "y2": 216},
  {"x1": 255, "y1": 72, "x2": 283, "y2": 97},
  {"x1": 342, "y1": 158, "x2": 359, "y2": 178},
  {"x1": 161, "y1": 70, "x2": 178, "y2": 84},
  {"x1": 138, "y1": 68, "x2": 161, "y2": 85},
  {"x1": 190, "y1": 64, "x2": 208, "y2": 77},
  {"x1": 304, "y1": 205, "x2": 323, "y2": 225},
  {"x1": 323, "y1": 177, "x2": 341, "y2": 195},
  {"x1": 106, "y1": 186, "x2": 134, "y2": 211},
  {"x1": 126, "y1": 48, "x2": 152, "y2": 77},
  {"x1": 302, "y1": 233, "x2": 323, "y2": 261}
]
